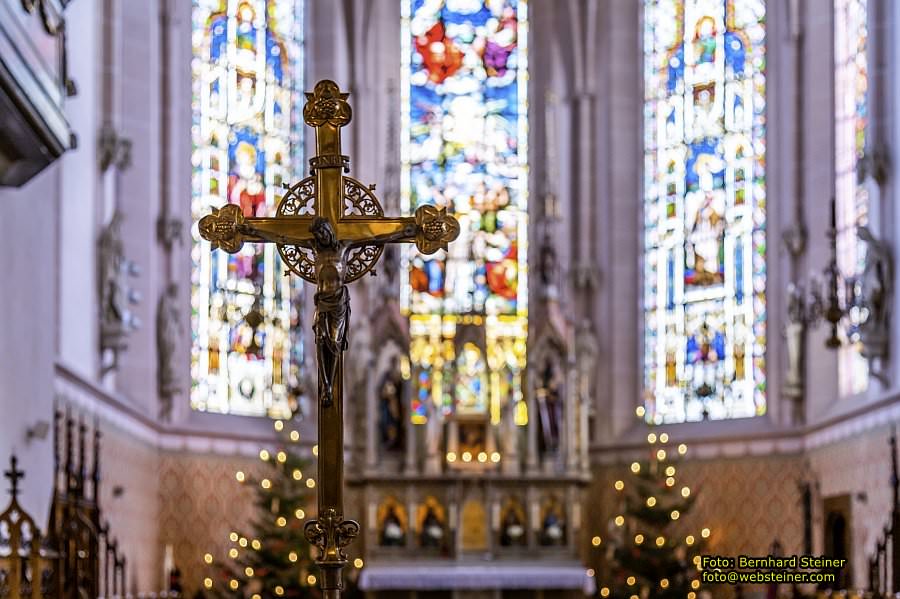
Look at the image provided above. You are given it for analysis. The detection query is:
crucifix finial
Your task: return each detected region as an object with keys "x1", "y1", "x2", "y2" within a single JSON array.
[{"x1": 4, "y1": 455, "x2": 24, "y2": 498}]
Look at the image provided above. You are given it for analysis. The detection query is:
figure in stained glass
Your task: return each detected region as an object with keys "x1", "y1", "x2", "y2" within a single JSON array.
[
  {"x1": 834, "y1": 0, "x2": 870, "y2": 394},
  {"x1": 402, "y1": 0, "x2": 528, "y2": 434},
  {"x1": 191, "y1": 0, "x2": 305, "y2": 417},
  {"x1": 643, "y1": 0, "x2": 766, "y2": 423}
]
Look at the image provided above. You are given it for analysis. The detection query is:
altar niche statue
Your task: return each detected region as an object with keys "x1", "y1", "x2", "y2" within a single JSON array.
[
  {"x1": 499, "y1": 500, "x2": 526, "y2": 547},
  {"x1": 536, "y1": 361, "x2": 563, "y2": 456},
  {"x1": 378, "y1": 364, "x2": 405, "y2": 452},
  {"x1": 539, "y1": 498, "x2": 566, "y2": 546},
  {"x1": 419, "y1": 504, "x2": 445, "y2": 549},
  {"x1": 98, "y1": 211, "x2": 140, "y2": 357},
  {"x1": 156, "y1": 283, "x2": 181, "y2": 421},
  {"x1": 380, "y1": 504, "x2": 406, "y2": 547}
]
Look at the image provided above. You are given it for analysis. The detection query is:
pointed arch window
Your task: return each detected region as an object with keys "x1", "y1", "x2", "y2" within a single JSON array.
[
  {"x1": 401, "y1": 0, "x2": 529, "y2": 429},
  {"x1": 834, "y1": 0, "x2": 869, "y2": 395},
  {"x1": 190, "y1": 0, "x2": 305, "y2": 417},
  {"x1": 642, "y1": 0, "x2": 767, "y2": 423}
]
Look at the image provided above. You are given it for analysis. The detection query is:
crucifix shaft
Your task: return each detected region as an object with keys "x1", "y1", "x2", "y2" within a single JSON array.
[{"x1": 199, "y1": 80, "x2": 459, "y2": 597}]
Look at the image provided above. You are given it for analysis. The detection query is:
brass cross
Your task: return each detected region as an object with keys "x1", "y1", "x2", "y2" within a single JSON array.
[{"x1": 198, "y1": 80, "x2": 459, "y2": 598}]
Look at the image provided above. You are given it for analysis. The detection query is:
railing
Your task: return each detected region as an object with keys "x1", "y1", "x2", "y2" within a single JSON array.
[{"x1": 0, "y1": 411, "x2": 177, "y2": 599}]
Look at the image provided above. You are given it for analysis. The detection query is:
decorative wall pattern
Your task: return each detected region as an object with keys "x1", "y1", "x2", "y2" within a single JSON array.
[
  {"x1": 587, "y1": 454, "x2": 805, "y2": 592},
  {"x1": 808, "y1": 425, "x2": 895, "y2": 589},
  {"x1": 158, "y1": 451, "x2": 265, "y2": 594},
  {"x1": 96, "y1": 425, "x2": 163, "y2": 592}
]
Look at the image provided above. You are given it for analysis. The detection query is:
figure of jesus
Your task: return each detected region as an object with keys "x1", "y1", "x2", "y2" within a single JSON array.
[{"x1": 235, "y1": 215, "x2": 415, "y2": 406}]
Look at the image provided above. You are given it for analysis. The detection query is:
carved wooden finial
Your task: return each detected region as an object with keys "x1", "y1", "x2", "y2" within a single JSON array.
[{"x1": 4, "y1": 454, "x2": 25, "y2": 498}]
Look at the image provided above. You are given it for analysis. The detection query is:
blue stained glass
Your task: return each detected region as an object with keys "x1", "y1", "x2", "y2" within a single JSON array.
[
  {"x1": 402, "y1": 0, "x2": 528, "y2": 426},
  {"x1": 191, "y1": 0, "x2": 305, "y2": 418},
  {"x1": 643, "y1": 0, "x2": 767, "y2": 423}
]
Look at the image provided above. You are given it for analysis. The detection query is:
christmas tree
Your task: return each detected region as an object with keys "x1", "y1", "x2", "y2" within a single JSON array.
[
  {"x1": 596, "y1": 407, "x2": 709, "y2": 599},
  {"x1": 200, "y1": 419, "x2": 343, "y2": 598}
]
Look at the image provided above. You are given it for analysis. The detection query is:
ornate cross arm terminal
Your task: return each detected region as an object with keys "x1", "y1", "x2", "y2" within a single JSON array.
[
  {"x1": 196, "y1": 79, "x2": 459, "y2": 599},
  {"x1": 198, "y1": 202, "x2": 459, "y2": 257}
]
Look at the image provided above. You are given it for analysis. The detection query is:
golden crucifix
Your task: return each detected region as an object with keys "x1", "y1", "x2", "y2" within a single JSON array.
[{"x1": 198, "y1": 80, "x2": 459, "y2": 597}]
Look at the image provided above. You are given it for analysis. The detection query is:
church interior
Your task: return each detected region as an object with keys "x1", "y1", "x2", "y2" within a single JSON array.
[{"x1": 2, "y1": 0, "x2": 899, "y2": 597}]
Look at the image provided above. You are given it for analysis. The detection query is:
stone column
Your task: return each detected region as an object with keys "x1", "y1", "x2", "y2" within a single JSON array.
[
  {"x1": 404, "y1": 393, "x2": 417, "y2": 474},
  {"x1": 424, "y1": 405, "x2": 442, "y2": 474},
  {"x1": 580, "y1": 384, "x2": 590, "y2": 475},
  {"x1": 567, "y1": 486, "x2": 579, "y2": 554},
  {"x1": 566, "y1": 363, "x2": 578, "y2": 474},
  {"x1": 528, "y1": 486, "x2": 539, "y2": 548},
  {"x1": 502, "y1": 395, "x2": 520, "y2": 474},
  {"x1": 407, "y1": 489, "x2": 417, "y2": 549},
  {"x1": 526, "y1": 370, "x2": 539, "y2": 473},
  {"x1": 365, "y1": 357, "x2": 378, "y2": 470}
]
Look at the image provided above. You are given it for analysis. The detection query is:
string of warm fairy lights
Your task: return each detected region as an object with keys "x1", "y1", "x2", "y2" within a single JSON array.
[
  {"x1": 200, "y1": 419, "x2": 365, "y2": 596},
  {"x1": 590, "y1": 405, "x2": 711, "y2": 599}
]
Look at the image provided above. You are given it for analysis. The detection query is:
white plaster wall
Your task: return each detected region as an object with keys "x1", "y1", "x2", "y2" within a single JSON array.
[
  {"x1": 0, "y1": 168, "x2": 58, "y2": 524},
  {"x1": 58, "y1": 0, "x2": 101, "y2": 380},
  {"x1": 115, "y1": 0, "x2": 163, "y2": 417}
]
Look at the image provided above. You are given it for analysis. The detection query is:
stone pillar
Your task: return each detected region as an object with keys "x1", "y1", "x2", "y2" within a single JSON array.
[
  {"x1": 424, "y1": 405, "x2": 442, "y2": 474},
  {"x1": 526, "y1": 370, "x2": 539, "y2": 473},
  {"x1": 528, "y1": 486, "x2": 540, "y2": 549},
  {"x1": 408, "y1": 490, "x2": 417, "y2": 549},
  {"x1": 580, "y1": 385, "x2": 590, "y2": 475},
  {"x1": 565, "y1": 363, "x2": 578, "y2": 474},
  {"x1": 502, "y1": 396, "x2": 520, "y2": 474},
  {"x1": 404, "y1": 399, "x2": 417, "y2": 474},
  {"x1": 567, "y1": 486, "x2": 579, "y2": 554},
  {"x1": 365, "y1": 357, "x2": 378, "y2": 470}
]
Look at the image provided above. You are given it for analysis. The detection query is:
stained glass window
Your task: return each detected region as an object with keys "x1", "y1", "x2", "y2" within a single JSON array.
[
  {"x1": 190, "y1": 0, "x2": 304, "y2": 417},
  {"x1": 834, "y1": 0, "x2": 869, "y2": 396},
  {"x1": 401, "y1": 0, "x2": 528, "y2": 427},
  {"x1": 642, "y1": 0, "x2": 766, "y2": 424}
]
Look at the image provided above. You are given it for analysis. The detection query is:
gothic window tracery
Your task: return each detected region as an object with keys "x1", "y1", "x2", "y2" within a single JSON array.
[
  {"x1": 642, "y1": 0, "x2": 766, "y2": 424},
  {"x1": 834, "y1": 0, "x2": 869, "y2": 395},
  {"x1": 190, "y1": 0, "x2": 305, "y2": 417},
  {"x1": 401, "y1": 0, "x2": 529, "y2": 451}
]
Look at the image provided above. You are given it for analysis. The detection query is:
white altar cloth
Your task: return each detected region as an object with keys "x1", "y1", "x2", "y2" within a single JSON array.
[{"x1": 358, "y1": 561, "x2": 597, "y2": 594}]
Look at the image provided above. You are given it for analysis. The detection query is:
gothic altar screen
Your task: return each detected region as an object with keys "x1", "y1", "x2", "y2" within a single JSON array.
[
  {"x1": 642, "y1": 0, "x2": 767, "y2": 424},
  {"x1": 401, "y1": 1, "x2": 529, "y2": 436},
  {"x1": 190, "y1": 0, "x2": 305, "y2": 417},
  {"x1": 834, "y1": 0, "x2": 869, "y2": 396}
]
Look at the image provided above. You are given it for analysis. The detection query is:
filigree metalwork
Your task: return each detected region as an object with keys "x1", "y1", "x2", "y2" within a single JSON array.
[
  {"x1": 279, "y1": 177, "x2": 317, "y2": 216},
  {"x1": 303, "y1": 509, "x2": 360, "y2": 563},
  {"x1": 275, "y1": 177, "x2": 387, "y2": 284},
  {"x1": 343, "y1": 178, "x2": 382, "y2": 217}
]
